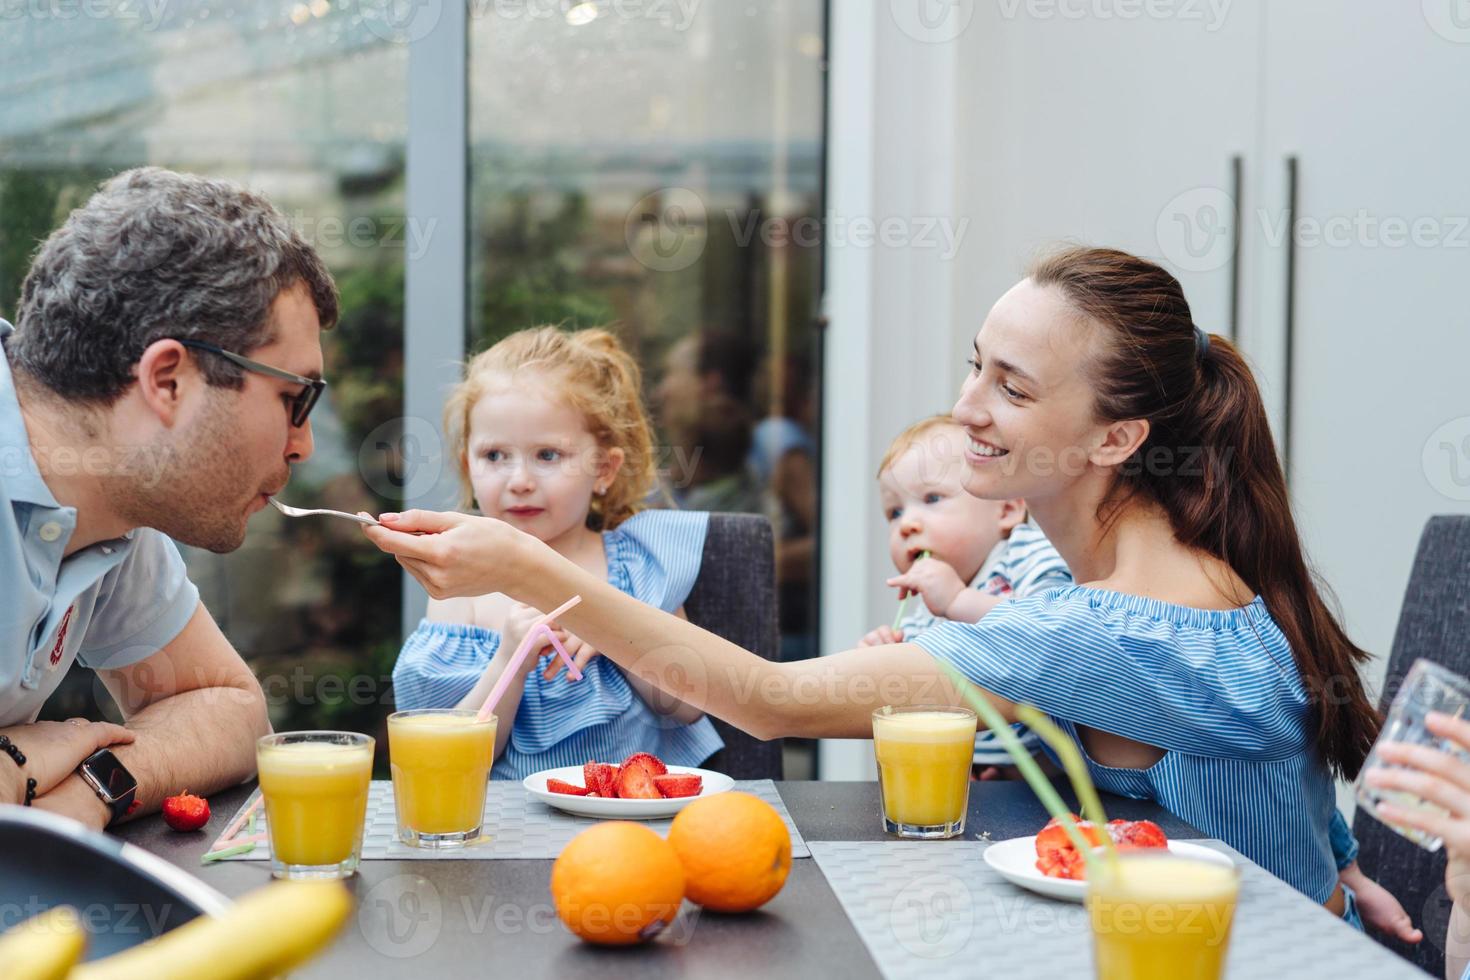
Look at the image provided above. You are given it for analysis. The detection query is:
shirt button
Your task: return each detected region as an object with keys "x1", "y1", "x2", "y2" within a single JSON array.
[{"x1": 38, "y1": 522, "x2": 63, "y2": 543}]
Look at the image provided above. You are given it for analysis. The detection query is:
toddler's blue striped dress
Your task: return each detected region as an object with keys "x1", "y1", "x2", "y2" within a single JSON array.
[
  {"x1": 912, "y1": 585, "x2": 1345, "y2": 905},
  {"x1": 392, "y1": 509, "x2": 725, "y2": 780}
]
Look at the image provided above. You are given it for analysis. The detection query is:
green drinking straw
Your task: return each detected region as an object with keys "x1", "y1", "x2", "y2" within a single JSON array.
[
  {"x1": 201, "y1": 841, "x2": 256, "y2": 864},
  {"x1": 933, "y1": 658, "x2": 1117, "y2": 875},
  {"x1": 1018, "y1": 706, "x2": 1118, "y2": 862},
  {"x1": 891, "y1": 551, "x2": 932, "y2": 632}
]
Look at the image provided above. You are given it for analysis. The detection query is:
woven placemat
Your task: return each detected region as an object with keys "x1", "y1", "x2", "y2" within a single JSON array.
[
  {"x1": 808, "y1": 840, "x2": 1425, "y2": 980},
  {"x1": 209, "y1": 779, "x2": 809, "y2": 861}
]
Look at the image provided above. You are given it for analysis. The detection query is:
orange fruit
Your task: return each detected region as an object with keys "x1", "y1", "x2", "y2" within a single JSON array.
[
  {"x1": 550, "y1": 821, "x2": 686, "y2": 945},
  {"x1": 667, "y1": 792, "x2": 792, "y2": 912}
]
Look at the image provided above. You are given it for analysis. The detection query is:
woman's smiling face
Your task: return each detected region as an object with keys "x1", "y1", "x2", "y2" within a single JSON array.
[{"x1": 950, "y1": 278, "x2": 1112, "y2": 504}]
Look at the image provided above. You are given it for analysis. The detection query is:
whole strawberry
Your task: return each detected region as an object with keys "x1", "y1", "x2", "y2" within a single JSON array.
[{"x1": 162, "y1": 790, "x2": 210, "y2": 832}]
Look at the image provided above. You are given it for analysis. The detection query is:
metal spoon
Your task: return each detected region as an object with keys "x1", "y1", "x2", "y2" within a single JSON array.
[{"x1": 268, "y1": 497, "x2": 380, "y2": 527}]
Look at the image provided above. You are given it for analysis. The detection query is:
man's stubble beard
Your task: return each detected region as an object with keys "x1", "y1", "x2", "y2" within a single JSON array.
[{"x1": 113, "y1": 390, "x2": 261, "y2": 553}]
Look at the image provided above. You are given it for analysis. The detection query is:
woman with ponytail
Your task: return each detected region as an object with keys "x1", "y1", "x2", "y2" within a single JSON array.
[{"x1": 369, "y1": 250, "x2": 1386, "y2": 921}]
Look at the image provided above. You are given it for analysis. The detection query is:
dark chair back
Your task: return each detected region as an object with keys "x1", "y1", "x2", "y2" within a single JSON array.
[
  {"x1": 683, "y1": 513, "x2": 784, "y2": 780},
  {"x1": 1353, "y1": 515, "x2": 1470, "y2": 977}
]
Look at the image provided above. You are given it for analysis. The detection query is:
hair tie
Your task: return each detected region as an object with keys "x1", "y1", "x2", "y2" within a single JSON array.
[{"x1": 1194, "y1": 325, "x2": 1211, "y2": 363}]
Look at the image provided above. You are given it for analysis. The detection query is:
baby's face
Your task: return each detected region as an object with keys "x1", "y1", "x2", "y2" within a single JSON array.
[{"x1": 879, "y1": 425, "x2": 1009, "y2": 582}]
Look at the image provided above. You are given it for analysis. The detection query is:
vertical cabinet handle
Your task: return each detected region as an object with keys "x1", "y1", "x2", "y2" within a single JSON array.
[
  {"x1": 1282, "y1": 156, "x2": 1299, "y2": 484},
  {"x1": 1228, "y1": 155, "x2": 1243, "y2": 343}
]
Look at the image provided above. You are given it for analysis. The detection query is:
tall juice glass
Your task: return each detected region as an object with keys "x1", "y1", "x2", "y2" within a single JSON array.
[
  {"x1": 388, "y1": 709, "x2": 498, "y2": 847},
  {"x1": 256, "y1": 731, "x2": 374, "y2": 879},
  {"x1": 871, "y1": 705, "x2": 977, "y2": 838},
  {"x1": 1087, "y1": 853, "x2": 1240, "y2": 980}
]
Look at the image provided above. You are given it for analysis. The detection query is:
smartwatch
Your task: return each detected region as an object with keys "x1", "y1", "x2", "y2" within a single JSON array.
[{"x1": 78, "y1": 749, "x2": 139, "y2": 823}]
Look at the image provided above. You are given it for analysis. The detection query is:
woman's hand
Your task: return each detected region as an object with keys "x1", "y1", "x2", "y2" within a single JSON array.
[
  {"x1": 1363, "y1": 711, "x2": 1470, "y2": 911},
  {"x1": 0, "y1": 719, "x2": 136, "y2": 804},
  {"x1": 886, "y1": 556, "x2": 967, "y2": 617},
  {"x1": 362, "y1": 510, "x2": 532, "y2": 600}
]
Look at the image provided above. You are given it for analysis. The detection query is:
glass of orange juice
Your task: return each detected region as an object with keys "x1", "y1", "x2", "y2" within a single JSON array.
[
  {"x1": 1087, "y1": 852, "x2": 1240, "y2": 980},
  {"x1": 871, "y1": 705, "x2": 977, "y2": 839},
  {"x1": 256, "y1": 731, "x2": 374, "y2": 879},
  {"x1": 387, "y1": 709, "x2": 498, "y2": 847}
]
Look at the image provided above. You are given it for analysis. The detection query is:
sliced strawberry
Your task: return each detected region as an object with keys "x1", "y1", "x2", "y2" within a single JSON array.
[
  {"x1": 1034, "y1": 814, "x2": 1103, "y2": 880},
  {"x1": 584, "y1": 762, "x2": 619, "y2": 799},
  {"x1": 615, "y1": 763, "x2": 661, "y2": 799},
  {"x1": 620, "y1": 752, "x2": 668, "y2": 778},
  {"x1": 653, "y1": 773, "x2": 702, "y2": 798},
  {"x1": 547, "y1": 778, "x2": 591, "y2": 796},
  {"x1": 1108, "y1": 819, "x2": 1168, "y2": 850}
]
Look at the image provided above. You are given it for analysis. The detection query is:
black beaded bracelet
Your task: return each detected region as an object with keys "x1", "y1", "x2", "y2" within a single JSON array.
[
  {"x1": 22, "y1": 778, "x2": 36, "y2": 806},
  {"x1": 0, "y1": 734, "x2": 24, "y2": 768}
]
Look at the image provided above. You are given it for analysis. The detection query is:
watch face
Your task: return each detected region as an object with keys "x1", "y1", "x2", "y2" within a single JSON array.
[{"x1": 84, "y1": 750, "x2": 136, "y2": 802}]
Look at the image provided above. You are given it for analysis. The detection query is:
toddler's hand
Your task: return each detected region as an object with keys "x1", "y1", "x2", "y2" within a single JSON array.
[
  {"x1": 887, "y1": 556, "x2": 968, "y2": 617},
  {"x1": 1340, "y1": 861, "x2": 1421, "y2": 943},
  {"x1": 859, "y1": 625, "x2": 904, "y2": 647},
  {"x1": 543, "y1": 631, "x2": 600, "y2": 681},
  {"x1": 498, "y1": 602, "x2": 556, "y2": 678}
]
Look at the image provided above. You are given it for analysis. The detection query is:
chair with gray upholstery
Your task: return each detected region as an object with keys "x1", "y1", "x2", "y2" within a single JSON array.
[
  {"x1": 1353, "y1": 514, "x2": 1470, "y2": 977},
  {"x1": 683, "y1": 512, "x2": 785, "y2": 780}
]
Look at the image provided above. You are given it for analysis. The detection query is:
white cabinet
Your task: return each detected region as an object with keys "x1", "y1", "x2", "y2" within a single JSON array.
[
  {"x1": 1251, "y1": 2, "x2": 1470, "y2": 687},
  {"x1": 953, "y1": 1, "x2": 1264, "y2": 348},
  {"x1": 947, "y1": 3, "x2": 1470, "y2": 686}
]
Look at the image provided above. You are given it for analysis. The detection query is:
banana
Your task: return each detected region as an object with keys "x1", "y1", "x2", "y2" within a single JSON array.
[
  {"x1": 0, "y1": 905, "x2": 87, "y2": 980},
  {"x1": 73, "y1": 879, "x2": 351, "y2": 980}
]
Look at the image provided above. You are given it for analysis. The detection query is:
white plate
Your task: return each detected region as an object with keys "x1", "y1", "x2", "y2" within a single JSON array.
[
  {"x1": 522, "y1": 765, "x2": 734, "y2": 819},
  {"x1": 983, "y1": 835, "x2": 1235, "y2": 902}
]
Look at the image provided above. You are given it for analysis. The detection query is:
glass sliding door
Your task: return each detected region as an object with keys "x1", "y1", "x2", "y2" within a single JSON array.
[
  {"x1": 0, "y1": 2, "x2": 409, "y2": 759},
  {"x1": 468, "y1": 1, "x2": 827, "y2": 772},
  {"x1": 1, "y1": 0, "x2": 828, "y2": 776}
]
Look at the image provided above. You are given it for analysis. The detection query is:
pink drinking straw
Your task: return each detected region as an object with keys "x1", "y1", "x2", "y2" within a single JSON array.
[{"x1": 477, "y1": 595, "x2": 585, "y2": 722}]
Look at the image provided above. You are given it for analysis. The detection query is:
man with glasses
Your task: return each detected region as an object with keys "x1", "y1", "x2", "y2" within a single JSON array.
[{"x1": 0, "y1": 167, "x2": 335, "y2": 826}]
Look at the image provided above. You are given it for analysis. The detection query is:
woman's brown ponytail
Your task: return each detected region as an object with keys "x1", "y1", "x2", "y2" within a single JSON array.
[{"x1": 1031, "y1": 246, "x2": 1380, "y2": 778}]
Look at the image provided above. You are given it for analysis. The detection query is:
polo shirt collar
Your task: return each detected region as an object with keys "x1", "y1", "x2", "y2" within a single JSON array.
[{"x1": 0, "y1": 320, "x2": 61, "y2": 510}]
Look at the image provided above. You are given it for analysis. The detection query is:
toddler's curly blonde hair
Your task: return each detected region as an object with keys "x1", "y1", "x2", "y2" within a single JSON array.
[{"x1": 445, "y1": 326, "x2": 656, "y2": 530}]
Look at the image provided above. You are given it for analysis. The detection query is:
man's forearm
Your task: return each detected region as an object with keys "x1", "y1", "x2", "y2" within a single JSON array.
[
  {"x1": 111, "y1": 683, "x2": 269, "y2": 821},
  {"x1": 1448, "y1": 900, "x2": 1470, "y2": 980}
]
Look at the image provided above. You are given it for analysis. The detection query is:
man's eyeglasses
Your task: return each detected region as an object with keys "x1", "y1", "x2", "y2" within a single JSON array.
[{"x1": 173, "y1": 338, "x2": 326, "y2": 427}]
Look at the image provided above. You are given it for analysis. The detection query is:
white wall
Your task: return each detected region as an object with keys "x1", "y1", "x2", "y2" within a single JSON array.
[
  {"x1": 819, "y1": 0, "x2": 967, "y2": 779},
  {"x1": 822, "y1": 1, "x2": 1470, "y2": 780}
]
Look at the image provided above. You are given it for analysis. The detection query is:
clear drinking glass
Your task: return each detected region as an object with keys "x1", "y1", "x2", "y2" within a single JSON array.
[
  {"x1": 1088, "y1": 852, "x2": 1240, "y2": 980},
  {"x1": 871, "y1": 705, "x2": 977, "y2": 839},
  {"x1": 1355, "y1": 657, "x2": 1470, "y2": 851},
  {"x1": 388, "y1": 709, "x2": 497, "y2": 848},
  {"x1": 256, "y1": 731, "x2": 374, "y2": 879}
]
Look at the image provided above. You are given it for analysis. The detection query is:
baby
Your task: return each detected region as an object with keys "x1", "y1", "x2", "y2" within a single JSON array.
[
  {"x1": 861, "y1": 415, "x2": 1070, "y2": 647},
  {"x1": 860, "y1": 415, "x2": 1072, "y2": 777}
]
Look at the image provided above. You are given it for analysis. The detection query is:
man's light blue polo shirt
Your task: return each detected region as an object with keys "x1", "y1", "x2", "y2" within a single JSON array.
[{"x1": 0, "y1": 319, "x2": 199, "y2": 726}]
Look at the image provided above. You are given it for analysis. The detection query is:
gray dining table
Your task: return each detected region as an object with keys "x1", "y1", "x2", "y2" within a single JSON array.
[{"x1": 113, "y1": 780, "x2": 1428, "y2": 979}]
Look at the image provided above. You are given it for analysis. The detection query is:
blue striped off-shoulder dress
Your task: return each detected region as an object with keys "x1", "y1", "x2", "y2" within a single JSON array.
[{"x1": 912, "y1": 585, "x2": 1347, "y2": 906}]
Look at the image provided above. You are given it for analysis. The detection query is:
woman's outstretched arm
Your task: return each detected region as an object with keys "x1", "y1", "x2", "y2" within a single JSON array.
[{"x1": 363, "y1": 510, "x2": 1014, "y2": 740}]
